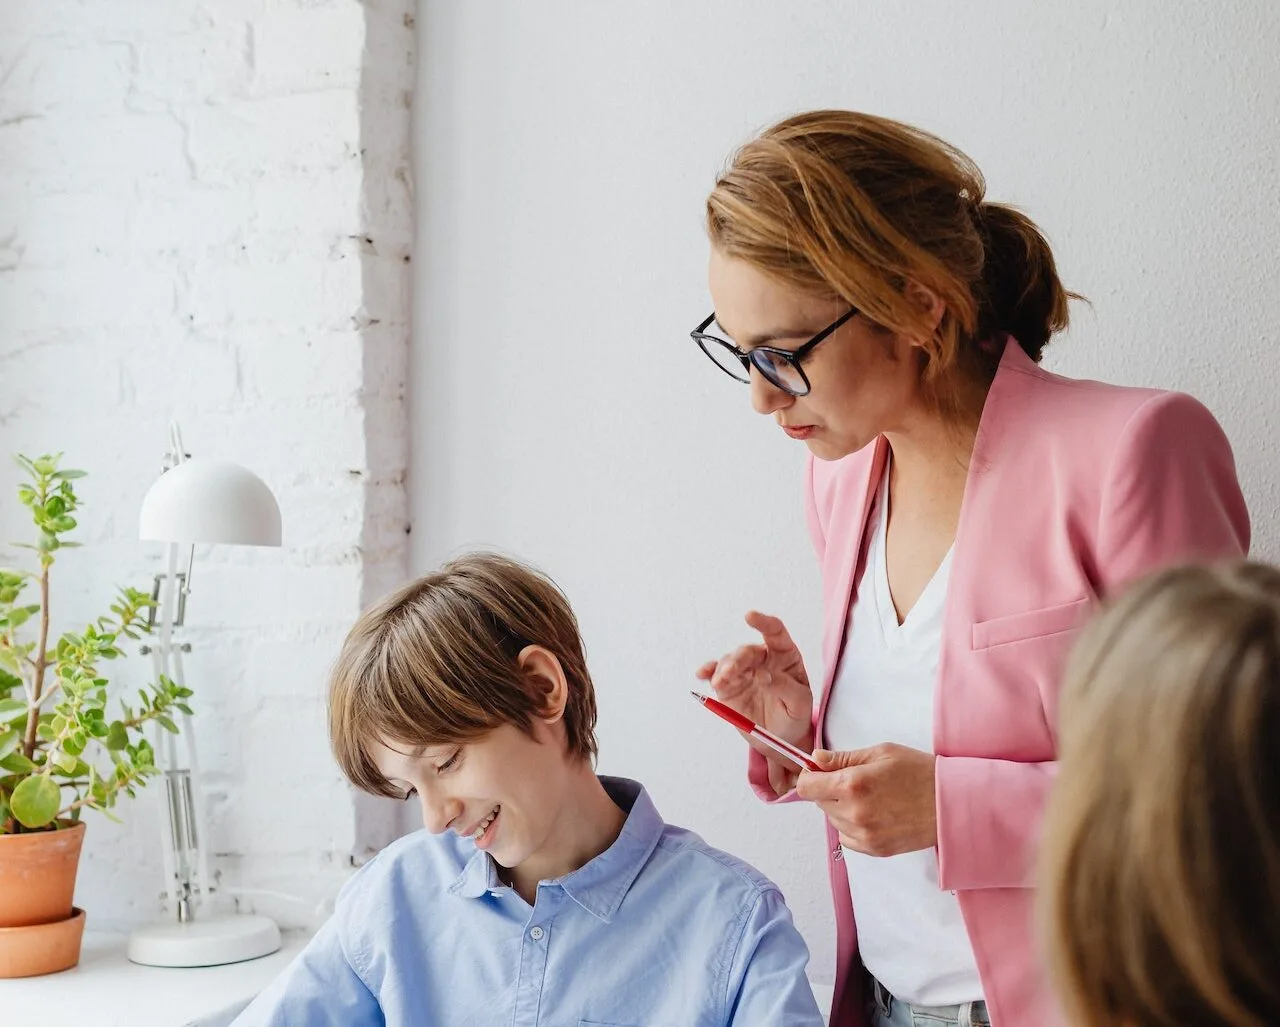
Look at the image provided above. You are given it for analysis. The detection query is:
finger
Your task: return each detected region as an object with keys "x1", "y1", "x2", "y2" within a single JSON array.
[
  {"x1": 694, "y1": 660, "x2": 719, "y2": 681},
  {"x1": 813, "y1": 748, "x2": 876, "y2": 771},
  {"x1": 767, "y1": 757, "x2": 797, "y2": 798},
  {"x1": 748, "y1": 663, "x2": 774, "y2": 693},
  {"x1": 710, "y1": 646, "x2": 767, "y2": 691},
  {"x1": 745, "y1": 610, "x2": 799, "y2": 653},
  {"x1": 795, "y1": 769, "x2": 836, "y2": 803}
]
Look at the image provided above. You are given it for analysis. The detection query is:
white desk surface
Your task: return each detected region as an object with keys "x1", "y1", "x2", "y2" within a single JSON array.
[
  {"x1": 2, "y1": 929, "x2": 834, "y2": 1026},
  {"x1": 0, "y1": 929, "x2": 307, "y2": 1027}
]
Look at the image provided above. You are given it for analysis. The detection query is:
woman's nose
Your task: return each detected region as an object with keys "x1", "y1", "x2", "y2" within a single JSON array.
[{"x1": 749, "y1": 369, "x2": 793, "y2": 416}]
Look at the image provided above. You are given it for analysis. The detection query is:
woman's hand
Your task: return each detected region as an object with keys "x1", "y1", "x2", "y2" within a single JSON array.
[
  {"x1": 696, "y1": 611, "x2": 815, "y2": 795},
  {"x1": 797, "y1": 744, "x2": 938, "y2": 856}
]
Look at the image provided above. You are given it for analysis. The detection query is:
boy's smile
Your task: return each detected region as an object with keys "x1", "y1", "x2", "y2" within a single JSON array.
[{"x1": 465, "y1": 805, "x2": 501, "y2": 848}]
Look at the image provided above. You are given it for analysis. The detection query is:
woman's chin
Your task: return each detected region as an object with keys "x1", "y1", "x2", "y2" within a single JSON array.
[{"x1": 805, "y1": 433, "x2": 863, "y2": 461}]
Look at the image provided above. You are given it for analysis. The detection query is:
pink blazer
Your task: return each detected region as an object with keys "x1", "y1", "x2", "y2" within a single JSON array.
[{"x1": 749, "y1": 339, "x2": 1250, "y2": 1027}]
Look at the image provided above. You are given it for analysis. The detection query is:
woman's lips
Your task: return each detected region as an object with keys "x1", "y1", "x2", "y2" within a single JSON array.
[{"x1": 781, "y1": 424, "x2": 816, "y2": 440}]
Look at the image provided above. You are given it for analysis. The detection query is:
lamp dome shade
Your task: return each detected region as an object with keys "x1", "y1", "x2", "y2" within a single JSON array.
[{"x1": 139, "y1": 459, "x2": 282, "y2": 547}]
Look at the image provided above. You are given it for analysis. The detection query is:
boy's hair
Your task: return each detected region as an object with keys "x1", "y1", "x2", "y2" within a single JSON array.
[
  {"x1": 1039, "y1": 561, "x2": 1280, "y2": 1027},
  {"x1": 328, "y1": 551, "x2": 599, "y2": 798}
]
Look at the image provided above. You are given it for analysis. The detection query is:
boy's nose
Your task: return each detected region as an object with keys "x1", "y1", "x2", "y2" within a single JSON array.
[{"x1": 419, "y1": 792, "x2": 461, "y2": 835}]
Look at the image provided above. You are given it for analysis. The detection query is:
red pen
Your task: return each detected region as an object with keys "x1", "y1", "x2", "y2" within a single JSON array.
[{"x1": 690, "y1": 691, "x2": 823, "y2": 772}]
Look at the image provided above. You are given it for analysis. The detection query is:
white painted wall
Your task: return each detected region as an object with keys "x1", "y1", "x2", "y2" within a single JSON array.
[
  {"x1": 0, "y1": 0, "x2": 413, "y2": 930},
  {"x1": 412, "y1": 0, "x2": 1280, "y2": 984}
]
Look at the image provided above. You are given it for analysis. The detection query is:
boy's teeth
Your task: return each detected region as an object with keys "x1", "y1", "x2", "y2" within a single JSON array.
[{"x1": 473, "y1": 806, "x2": 499, "y2": 840}]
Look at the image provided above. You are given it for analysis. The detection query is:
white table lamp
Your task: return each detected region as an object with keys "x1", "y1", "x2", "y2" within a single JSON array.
[
  {"x1": 140, "y1": 460, "x2": 281, "y2": 548},
  {"x1": 127, "y1": 423, "x2": 284, "y2": 968}
]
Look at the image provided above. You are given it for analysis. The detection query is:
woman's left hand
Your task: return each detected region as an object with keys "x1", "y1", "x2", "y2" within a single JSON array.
[{"x1": 796, "y1": 744, "x2": 938, "y2": 857}]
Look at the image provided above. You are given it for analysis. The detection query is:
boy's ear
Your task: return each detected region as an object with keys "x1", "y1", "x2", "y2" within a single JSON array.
[{"x1": 516, "y1": 645, "x2": 568, "y2": 724}]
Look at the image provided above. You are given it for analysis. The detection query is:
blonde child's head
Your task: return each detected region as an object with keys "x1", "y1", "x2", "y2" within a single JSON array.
[{"x1": 1040, "y1": 561, "x2": 1280, "y2": 1027}]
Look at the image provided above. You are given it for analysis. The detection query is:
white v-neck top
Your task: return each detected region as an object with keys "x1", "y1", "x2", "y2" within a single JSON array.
[{"x1": 821, "y1": 465, "x2": 983, "y2": 1006}]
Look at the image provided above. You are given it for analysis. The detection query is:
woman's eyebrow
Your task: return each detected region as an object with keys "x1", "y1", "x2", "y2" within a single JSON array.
[{"x1": 715, "y1": 317, "x2": 816, "y2": 348}]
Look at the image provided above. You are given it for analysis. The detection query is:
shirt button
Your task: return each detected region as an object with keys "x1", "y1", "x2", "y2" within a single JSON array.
[{"x1": 529, "y1": 926, "x2": 545, "y2": 941}]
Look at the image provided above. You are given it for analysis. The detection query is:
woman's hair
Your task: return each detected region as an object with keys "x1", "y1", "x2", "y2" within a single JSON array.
[
  {"x1": 328, "y1": 551, "x2": 599, "y2": 798},
  {"x1": 706, "y1": 110, "x2": 1075, "y2": 422},
  {"x1": 1040, "y1": 561, "x2": 1280, "y2": 1027}
]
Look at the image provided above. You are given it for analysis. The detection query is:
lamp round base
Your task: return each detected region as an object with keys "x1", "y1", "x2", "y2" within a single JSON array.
[{"x1": 127, "y1": 914, "x2": 281, "y2": 967}]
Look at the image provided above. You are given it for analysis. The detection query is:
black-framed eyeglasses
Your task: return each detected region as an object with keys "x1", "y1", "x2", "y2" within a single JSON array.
[{"x1": 690, "y1": 307, "x2": 859, "y2": 397}]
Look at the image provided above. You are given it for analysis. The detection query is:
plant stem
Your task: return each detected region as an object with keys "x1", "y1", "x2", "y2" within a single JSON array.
[
  {"x1": 21, "y1": 564, "x2": 51, "y2": 760},
  {"x1": 56, "y1": 766, "x2": 144, "y2": 818},
  {"x1": 32, "y1": 677, "x2": 63, "y2": 710}
]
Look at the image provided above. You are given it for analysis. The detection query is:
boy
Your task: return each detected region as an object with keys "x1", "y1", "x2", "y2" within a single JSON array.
[{"x1": 235, "y1": 552, "x2": 823, "y2": 1026}]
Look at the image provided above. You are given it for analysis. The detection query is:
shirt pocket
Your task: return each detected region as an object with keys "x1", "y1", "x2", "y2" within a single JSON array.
[{"x1": 970, "y1": 596, "x2": 1092, "y2": 651}]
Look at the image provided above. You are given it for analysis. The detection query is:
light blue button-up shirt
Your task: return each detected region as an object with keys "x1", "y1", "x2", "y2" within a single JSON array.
[{"x1": 234, "y1": 777, "x2": 823, "y2": 1026}]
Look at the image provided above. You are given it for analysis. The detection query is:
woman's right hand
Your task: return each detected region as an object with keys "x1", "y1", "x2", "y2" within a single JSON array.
[{"x1": 696, "y1": 611, "x2": 815, "y2": 792}]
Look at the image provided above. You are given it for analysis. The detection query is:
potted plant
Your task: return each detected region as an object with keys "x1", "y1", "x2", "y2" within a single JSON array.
[{"x1": 0, "y1": 454, "x2": 193, "y2": 978}]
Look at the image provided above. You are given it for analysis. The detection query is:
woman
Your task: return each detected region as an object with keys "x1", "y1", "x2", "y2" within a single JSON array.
[
  {"x1": 693, "y1": 111, "x2": 1249, "y2": 1027},
  {"x1": 1040, "y1": 561, "x2": 1280, "y2": 1027}
]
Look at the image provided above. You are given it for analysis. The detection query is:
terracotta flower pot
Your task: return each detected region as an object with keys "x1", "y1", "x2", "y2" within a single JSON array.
[
  {"x1": 0, "y1": 907, "x2": 86, "y2": 978},
  {"x1": 0, "y1": 820, "x2": 88, "y2": 978}
]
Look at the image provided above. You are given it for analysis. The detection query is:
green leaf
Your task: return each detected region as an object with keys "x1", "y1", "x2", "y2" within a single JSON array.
[
  {"x1": 53, "y1": 516, "x2": 77, "y2": 533},
  {"x1": 57, "y1": 542, "x2": 82, "y2": 549},
  {"x1": 0, "y1": 752, "x2": 36, "y2": 774},
  {"x1": 52, "y1": 470, "x2": 86, "y2": 480},
  {"x1": 10, "y1": 775, "x2": 60, "y2": 829},
  {"x1": 32, "y1": 457, "x2": 56, "y2": 476},
  {"x1": 0, "y1": 649, "x2": 22, "y2": 676},
  {"x1": 6, "y1": 607, "x2": 29, "y2": 629},
  {"x1": 0, "y1": 729, "x2": 18, "y2": 761},
  {"x1": 156, "y1": 715, "x2": 178, "y2": 734},
  {"x1": 63, "y1": 733, "x2": 85, "y2": 757},
  {"x1": 0, "y1": 698, "x2": 26, "y2": 720},
  {"x1": 105, "y1": 721, "x2": 128, "y2": 751},
  {"x1": 45, "y1": 496, "x2": 66, "y2": 517},
  {"x1": 52, "y1": 750, "x2": 77, "y2": 774},
  {"x1": 35, "y1": 532, "x2": 57, "y2": 553}
]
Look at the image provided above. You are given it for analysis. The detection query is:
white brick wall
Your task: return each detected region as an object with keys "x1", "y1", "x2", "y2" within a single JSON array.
[{"x1": 0, "y1": 0, "x2": 414, "y2": 929}]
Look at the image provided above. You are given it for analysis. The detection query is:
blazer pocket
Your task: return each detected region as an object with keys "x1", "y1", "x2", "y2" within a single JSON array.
[{"x1": 971, "y1": 597, "x2": 1093, "y2": 651}]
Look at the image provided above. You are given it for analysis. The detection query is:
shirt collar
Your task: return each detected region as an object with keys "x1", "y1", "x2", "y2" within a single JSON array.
[
  {"x1": 449, "y1": 843, "x2": 503, "y2": 899},
  {"x1": 447, "y1": 776, "x2": 663, "y2": 922}
]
